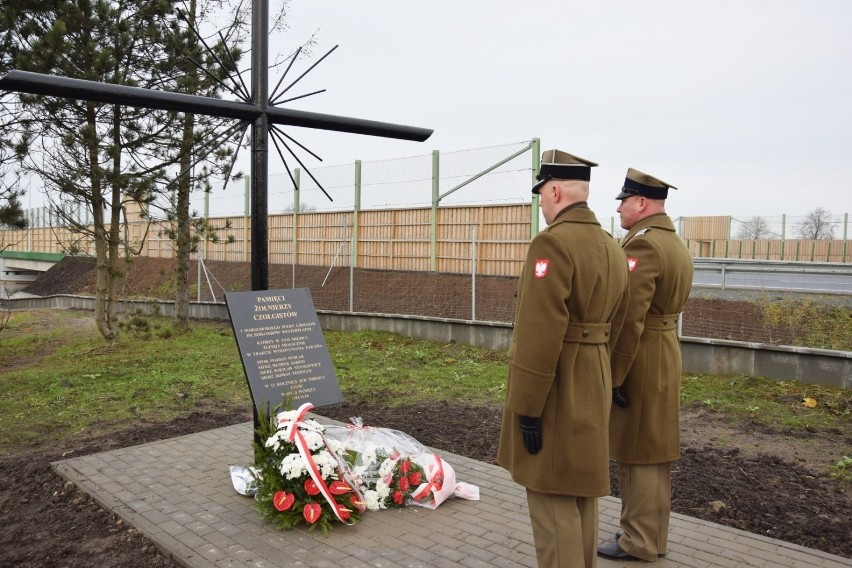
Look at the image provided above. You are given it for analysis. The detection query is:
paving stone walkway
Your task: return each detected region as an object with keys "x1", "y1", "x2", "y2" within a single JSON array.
[{"x1": 53, "y1": 418, "x2": 852, "y2": 568}]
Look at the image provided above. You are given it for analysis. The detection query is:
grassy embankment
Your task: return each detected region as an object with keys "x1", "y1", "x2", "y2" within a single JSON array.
[{"x1": 1, "y1": 309, "x2": 848, "y2": 478}]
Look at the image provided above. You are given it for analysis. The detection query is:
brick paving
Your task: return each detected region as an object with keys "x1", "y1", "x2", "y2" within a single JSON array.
[{"x1": 52, "y1": 418, "x2": 852, "y2": 568}]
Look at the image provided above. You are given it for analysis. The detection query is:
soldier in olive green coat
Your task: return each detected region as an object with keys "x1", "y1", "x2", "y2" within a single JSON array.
[
  {"x1": 497, "y1": 149, "x2": 628, "y2": 568},
  {"x1": 597, "y1": 168, "x2": 694, "y2": 563}
]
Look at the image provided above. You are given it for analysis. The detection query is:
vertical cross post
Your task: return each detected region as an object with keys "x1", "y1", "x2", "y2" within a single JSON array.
[{"x1": 251, "y1": 0, "x2": 270, "y2": 290}]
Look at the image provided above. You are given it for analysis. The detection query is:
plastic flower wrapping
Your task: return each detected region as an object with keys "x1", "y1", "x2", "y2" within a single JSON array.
[
  {"x1": 323, "y1": 417, "x2": 480, "y2": 511},
  {"x1": 240, "y1": 407, "x2": 479, "y2": 534},
  {"x1": 323, "y1": 417, "x2": 428, "y2": 510}
]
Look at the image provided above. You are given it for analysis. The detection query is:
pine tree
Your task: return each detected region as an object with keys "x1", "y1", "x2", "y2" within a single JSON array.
[{"x1": 0, "y1": 0, "x2": 179, "y2": 339}]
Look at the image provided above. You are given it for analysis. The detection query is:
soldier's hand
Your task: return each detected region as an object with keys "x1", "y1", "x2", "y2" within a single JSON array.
[
  {"x1": 518, "y1": 415, "x2": 542, "y2": 454},
  {"x1": 612, "y1": 387, "x2": 629, "y2": 408}
]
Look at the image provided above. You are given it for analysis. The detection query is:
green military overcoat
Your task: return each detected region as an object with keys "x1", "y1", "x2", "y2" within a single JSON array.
[
  {"x1": 497, "y1": 204, "x2": 629, "y2": 497},
  {"x1": 609, "y1": 213, "x2": 694, "y2": 464}
]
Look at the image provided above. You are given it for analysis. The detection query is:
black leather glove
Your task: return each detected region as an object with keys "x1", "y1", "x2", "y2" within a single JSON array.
[
  {"x1": 518, "y1": 415, "x2": 542, "y2": 454},
  {"x1": 613, "y1": 387, "x2": 629, "y2": 408}
]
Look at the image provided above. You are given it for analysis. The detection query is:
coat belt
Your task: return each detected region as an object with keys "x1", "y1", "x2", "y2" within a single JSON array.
[
  {"x1": 645, "y1": 313, "x2": 679, "y2": 331},
  {"x1": 563, "y1": 322, "x2": 611, "y2": 344}
]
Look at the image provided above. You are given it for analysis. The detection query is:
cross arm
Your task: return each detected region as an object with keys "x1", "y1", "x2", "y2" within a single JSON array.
[
  {"x1": 0, "y1": 70, "x2": 433, "y2": 142},
  {"x1": 0, "y1": 70, "x2": 260, "y2": 120}
]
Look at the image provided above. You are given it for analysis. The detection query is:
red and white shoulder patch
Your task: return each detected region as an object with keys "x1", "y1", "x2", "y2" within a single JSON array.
[
  {"x1": 534, "y1": 259, "x2": 550, "y2": 278},
  {"x1": 627, "y1": 257, "x2": 639, "y2": 272}
]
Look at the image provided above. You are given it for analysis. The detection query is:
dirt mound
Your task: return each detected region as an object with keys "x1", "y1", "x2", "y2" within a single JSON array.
[
  {"x1": 23, "y1": 256, "x2": 519, "y2": 322},
  {"x1": 22, "y1": 255, "x2": 98, "y2": 297},
  {"x1": 17, "y1": 256, "x2": 782, "y2": 344}
]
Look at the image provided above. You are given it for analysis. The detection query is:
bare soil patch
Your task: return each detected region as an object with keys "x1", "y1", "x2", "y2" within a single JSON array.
[
  {"x1": 1, "y1": 256, "x2": 849, "y2": 567},
  {"x1": 2, "y1": 402, "x2": 849, "y2": 568},
  {"x1": 24, "y1": 255, "x2": 847, "y2": 345}
]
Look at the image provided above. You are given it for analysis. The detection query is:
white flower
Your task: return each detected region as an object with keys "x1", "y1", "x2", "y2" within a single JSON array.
[
  {"x1": 265, "y1": 431, "x2": 285, "y2": 452},
  {"x1": 280, "y1": 453, "x2": 307, "y2": 479},
  {"x1": 360, "y1": 489, "x2": 384, "y2": 511},
  {"x1": 325, "y1": 438, "x2": 345, "y2": 456},
  {"x1": 378, "y1": 457, "x2": 396, "y2": 478},
  {"x1": 301, "y1": 430, "x2": 324, "y2": 452},
  {"x1": 360, "y1": 447, "x2": 377, "y2": 467},
  {"x1": 312, "y1": 450, "x2": 340, "y2": 478},
  {"x1": 375, "y1": 479, "x2": 390, "y2": 500}
]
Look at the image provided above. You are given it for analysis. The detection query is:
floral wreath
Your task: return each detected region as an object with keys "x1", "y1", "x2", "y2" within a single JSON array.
[{"x1": 253, "y1": 402, "x2": 364, "y2": 534}]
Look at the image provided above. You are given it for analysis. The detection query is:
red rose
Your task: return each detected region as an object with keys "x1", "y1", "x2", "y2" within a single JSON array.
[
  {"x1": 409, "y1": 472, "x2": 421, "y2": 486},
  {"x1": 304, "y1": 478, "x2": 320, "y2": 496},
  {"x1": 398, "y1": 476, "x2": 409, "y2": 491},
  {"x1": 329, "y1": 480, "x2": 351, "y2": 495},
  {"x1": 273, "y1": 491, "x2": 295, "y2": 512},
  {"x1": 392, "y1": 490, "x2": 404, "y2": 505},
  {"x1": 303, "y1": 502, "x2": 322, "y2": 524},
  {"x1": 400, "y1": 459, "x2": 411, "y2": 474},
  {"x1": 335, "y1": 503, "x2": 351, "y2": 521}
]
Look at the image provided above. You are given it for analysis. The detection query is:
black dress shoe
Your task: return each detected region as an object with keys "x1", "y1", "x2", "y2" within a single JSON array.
[
  {"x1": 597, "y1": 542, "x2": 643, "y2": 561},
  {"x1": 613, "y1": 531, "x2": 666, "y2": 557}
]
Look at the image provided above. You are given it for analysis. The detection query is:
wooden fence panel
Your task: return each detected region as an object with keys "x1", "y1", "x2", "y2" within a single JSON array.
[
  {"x1": 212, "y1": 216, "x2": 250, "y2": 263},
  {"x1": 686, "y1": 238, "x2": 850, "y2": 263},
  {"x1": 7, "y1": 205, "x2": 851, "y2": 276},
  {"x1": 357, "y1": 209, "x2": 394, "y2": 269},
  {"x1": 682, "y1": 216, "x2": 730, "y2": 240}
]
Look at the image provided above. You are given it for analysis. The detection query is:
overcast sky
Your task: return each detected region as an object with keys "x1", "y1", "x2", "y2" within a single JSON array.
[{"x1": 235, "y1": 0, "x2": 852, "y2": 222}]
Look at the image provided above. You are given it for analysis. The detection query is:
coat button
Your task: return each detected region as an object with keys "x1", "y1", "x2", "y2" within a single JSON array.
[
  {"x1": 604, "y1": 330, "x2": 609, "y2": 336},
  {"x1": 663, "y1": 320, "x2": 669, "y2": 325},
  {"x1": 582, "y1": 329, "x2": 590, "y2": 337}
]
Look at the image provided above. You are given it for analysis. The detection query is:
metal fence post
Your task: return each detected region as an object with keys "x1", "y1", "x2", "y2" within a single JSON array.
[
  {"x1": 199, "y1": 184, "x2": 210, "y2": 302},
  {"x1": 353, "y1": 160, "x2": 361, "y2": 269},
  {"x1": 471, "y1": 225, "x2": 477, "y2": 321},
  {"x1": 27, "y1": 207, "x2": 33, "y2": 251},
  {"x1": 725, "y1": 216, "x2": 731, "y2": 258},
  {"x1": 430, "y1": 150, "x2": 439, "y2": 272},
  {"x1": 352, "y1": 161, "x2": 361, "y2": 310},
  {"x1": 531, "y1": 138, "x2": 541, "y2": 237}
]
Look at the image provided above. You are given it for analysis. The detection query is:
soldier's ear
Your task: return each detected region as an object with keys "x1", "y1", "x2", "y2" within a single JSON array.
[{"x1": 548, "y1": 183, "x2": 560, "y2": 201}]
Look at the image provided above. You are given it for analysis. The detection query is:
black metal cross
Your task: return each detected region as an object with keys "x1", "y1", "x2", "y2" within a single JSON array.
[{"x1": 0, "y1": 0, "x2": 432, "y2": 291}]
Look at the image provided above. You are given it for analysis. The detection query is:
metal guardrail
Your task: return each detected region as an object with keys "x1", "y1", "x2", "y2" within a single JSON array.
[{"x1": 692, "y1": 258, "x2": 852, "y2": 295}]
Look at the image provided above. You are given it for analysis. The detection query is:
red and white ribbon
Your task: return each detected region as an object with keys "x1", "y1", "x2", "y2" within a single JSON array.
[{"x1": 412, "y1": 454, "x2": 445, "y2": 502}]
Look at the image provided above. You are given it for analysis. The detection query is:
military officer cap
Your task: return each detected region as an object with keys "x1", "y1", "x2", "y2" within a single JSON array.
[
  {"x1": 615, "y1": 167, "x2": 677, "y2": 200},
  {"x1": 532, "y1": 149, "x2": 598, "y2": 194}
]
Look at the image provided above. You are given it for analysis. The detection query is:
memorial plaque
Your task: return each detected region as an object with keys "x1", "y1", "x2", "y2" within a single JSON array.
[{"x1": 225, "y1": 288, "x2": 343, "y2": 412}]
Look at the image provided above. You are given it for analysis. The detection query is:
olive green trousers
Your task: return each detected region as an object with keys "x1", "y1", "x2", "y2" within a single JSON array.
[
  {"x1": 616, "y1": 461, "x2": 672, "y2": 561},
  {"x1": 527, "y1": 489, "x2": 598, "y2": 568}
]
